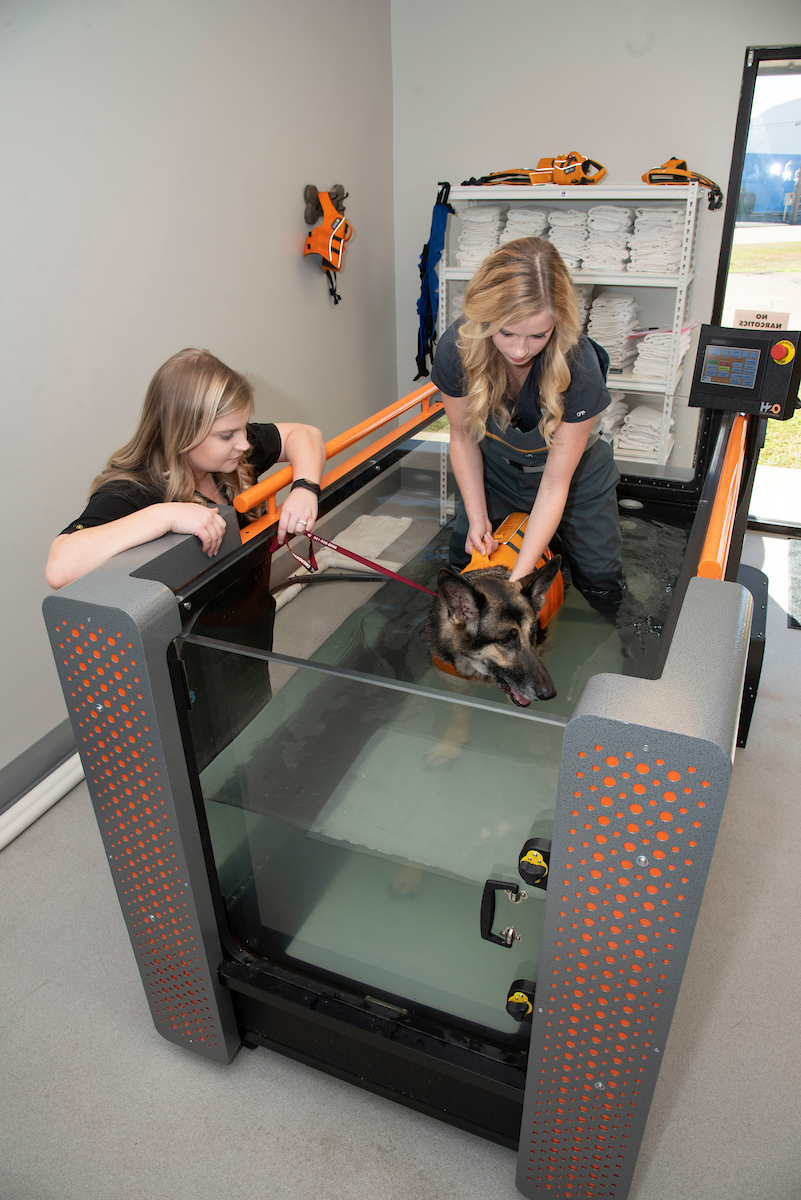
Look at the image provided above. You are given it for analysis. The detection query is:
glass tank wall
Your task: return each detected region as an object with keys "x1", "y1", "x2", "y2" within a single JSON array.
[{"x1": 177, "y1": 427, "x2": 691, "y2": 1045}]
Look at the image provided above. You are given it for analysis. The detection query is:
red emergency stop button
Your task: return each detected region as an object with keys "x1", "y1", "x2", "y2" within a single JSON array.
[{"x1": 770, "y1": 340, "x2": 795, "y2": 365}]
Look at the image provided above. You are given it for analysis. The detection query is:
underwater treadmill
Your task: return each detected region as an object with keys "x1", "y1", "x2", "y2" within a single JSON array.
[{"x1": 44, "y1": 380, "x2": 766, "y2": 1200}]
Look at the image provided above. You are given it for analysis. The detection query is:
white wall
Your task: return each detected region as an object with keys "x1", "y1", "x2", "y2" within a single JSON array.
[
  {"x1": 0, "y1": 0, "x2": 395, "y2": 773},
  {"x1": 391, "y1": 0, "x2": 801, "y2": 461},
  {"x1": 7, "y1": 0, "x2": 801, "y2": 777}
]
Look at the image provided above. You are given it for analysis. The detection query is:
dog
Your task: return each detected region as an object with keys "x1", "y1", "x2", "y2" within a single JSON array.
[{"x1": 427, "y1": 555, "x2": 563, "y2": 707}]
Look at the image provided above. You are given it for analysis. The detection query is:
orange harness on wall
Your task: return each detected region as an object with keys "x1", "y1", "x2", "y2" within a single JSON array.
[
  {"x1": 304, "y1": 190, "x2": 354, "y2": 304},
  {"x1": 432, "y1": 513, "x2": 564, "y2": 680}
]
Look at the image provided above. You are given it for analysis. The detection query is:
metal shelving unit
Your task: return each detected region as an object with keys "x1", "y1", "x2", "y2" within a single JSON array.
[{"x1": 439, "y1": 183, "x2": 701, "y2": 468}]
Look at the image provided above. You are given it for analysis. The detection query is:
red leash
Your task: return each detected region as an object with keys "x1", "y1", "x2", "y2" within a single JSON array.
[{"x1": 269, "y1": 531, "x2": 439, "y2": 598}]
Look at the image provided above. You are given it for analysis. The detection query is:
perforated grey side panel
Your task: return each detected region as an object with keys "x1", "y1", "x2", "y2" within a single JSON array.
[
  {"x1": 516, "y1": 718, "x2": 731, "y2": 1199},
  {"x1": 45, "y1": 596, "x2": 239, "y2": 1062},
  {"x1": 515, "y1": 579, "x2": 750, "y2": 1199}
]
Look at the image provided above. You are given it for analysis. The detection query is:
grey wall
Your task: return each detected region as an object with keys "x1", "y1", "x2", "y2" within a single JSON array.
[
  {"x1": 390, "y1": 0, "x2": 801, "y2": 466},
  {"x1": 0, "y1": 0, "x2": 396, "y2": 773}
]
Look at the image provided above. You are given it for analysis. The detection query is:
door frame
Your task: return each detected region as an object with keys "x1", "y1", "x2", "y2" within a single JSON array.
[{"x1": 713, "y1": 43, "x2": 801, "y2": 322}]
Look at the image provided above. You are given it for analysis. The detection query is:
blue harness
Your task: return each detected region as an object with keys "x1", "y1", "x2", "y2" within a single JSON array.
[{"x1": 414, "y1": 182, "x2": 454, "y2": 381}]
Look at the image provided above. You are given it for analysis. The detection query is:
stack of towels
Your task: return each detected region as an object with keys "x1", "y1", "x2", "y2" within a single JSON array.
[
  {"x1": 449, "y1": 287, "x2": 465, "y2": 323},
  {"x1": 598, "y1": 390, "x2": 628, "y2": 446},
  {"x1": 614, "y1": 405, "x2": 674, "y2": 459},
  {"x1": 587, "y1": 293, "x2": 640, "y2": 372},
  {"x1": 627, "y1": 207, "x2": 684, "y2": 274},
  {"x1": 631, "y1": 326, "x2": 693, "y2": 380},
  {"x1": 574, "y1": 284, "x2": 594, "y2": 332},
  {"x1": 455, "y1": 205, "x2": 505, "y2": 268},
  {"x1": 499, "y1": 208, "x2": 549, "y2": 244},
  {"x1": 580, "y1": 206, "x2": 633, "y2": 273},
  {"x1": 548, "y1": 209, "x2": 588, "y2": 269}
]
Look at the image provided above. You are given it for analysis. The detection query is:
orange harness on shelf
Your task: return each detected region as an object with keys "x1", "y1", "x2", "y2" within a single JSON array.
[
  {"x1": 432, "y1": 513, "x2": 564, "y2": 680},
  {"x1": 642, "y1": 158, "x2": 723, "y2": 210},
  {"x1": 462, "y1": 153, "x2": 607, "y2": 188},
  {"x1": 303, "y1": 190, "x2": 354, "y2": 303}
]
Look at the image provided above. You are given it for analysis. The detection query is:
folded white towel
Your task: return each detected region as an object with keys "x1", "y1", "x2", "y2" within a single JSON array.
[
  {"x1": 633, "y1": 206, "x2": 683, "y2": 226},
  {"x1": 589, "y1": 205, "x2": 634, "y2": 220},
  {"x1": 505, "y1": 208, "x2": 548, "y2": 228},
  {"x1": 587, "y1": 293, "x2": 640, "y2": 368},
  {"x1": 457, "y1": 206, "x2": 505, "y2": 223},
  {"x1": 623, "y1": 404, "x2": 672, "y2": 431},
  {"x1": 548, "y1": 209, "x2": 587, "y2": 227}
]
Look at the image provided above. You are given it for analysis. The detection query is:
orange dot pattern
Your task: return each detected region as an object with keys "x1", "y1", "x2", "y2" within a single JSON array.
[
  {"x1": 51, "y1": 613, "x2": 223, "y2": 1052},
  {"x1": 521, "y1": 734, "x2": 721, "y2": 1200}
]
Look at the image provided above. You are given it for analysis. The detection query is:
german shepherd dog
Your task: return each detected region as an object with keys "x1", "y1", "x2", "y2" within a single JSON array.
[{"x1": 427, "y1": 556, "x2": 563, "y2": 707}]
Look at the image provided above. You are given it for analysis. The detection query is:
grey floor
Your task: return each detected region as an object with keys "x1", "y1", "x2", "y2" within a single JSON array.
[{"x1": 1, "y1": 532, "x2": 799, "y2": 1200}]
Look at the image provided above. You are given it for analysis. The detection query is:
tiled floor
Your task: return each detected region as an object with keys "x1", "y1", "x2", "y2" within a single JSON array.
[{"x1": 0, "y1": 533, "x2": 798, "y2": 1200}]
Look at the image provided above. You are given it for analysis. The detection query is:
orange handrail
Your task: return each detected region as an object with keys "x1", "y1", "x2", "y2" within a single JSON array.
[
  {"x1": 697, "y1": 414, "x2": 748, "y2": 581},
  {"x1": 235, "y1": 382, "x2": 442, "y2": 543}
]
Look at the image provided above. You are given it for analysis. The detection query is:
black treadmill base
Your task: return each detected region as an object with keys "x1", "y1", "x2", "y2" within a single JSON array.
[
  {"x1": 237, "y1": 1020, "x2": 521, "y2": 1151},
  {"x1": 223, "y1": 962, "x2": 525, "y2": 1151}
]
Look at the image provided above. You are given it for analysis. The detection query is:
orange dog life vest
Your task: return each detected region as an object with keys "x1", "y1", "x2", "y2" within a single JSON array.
[
  {"x1": 304, "y1": 190, "x2": 353, "y2": 271},
  {"x1": 461, "y1": 153, "x2": 607, "y2": 188},
  {"x1": 642, "y1": 157, "x2": 723, "y2": 211},
  {"x1": 304, "y1": 190, "x2": 354, "y2": 304},
  {"x1": 433, "y1": 513, "x2": 564, "y2": 680},
  {"x1": 462, "y1": 513, "x2": 563, "y2": 626}
]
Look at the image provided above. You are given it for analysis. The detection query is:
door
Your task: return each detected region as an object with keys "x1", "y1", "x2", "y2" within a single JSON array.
[{"x1": 714, "y1": 46, "x2": 801, "y2": 531}]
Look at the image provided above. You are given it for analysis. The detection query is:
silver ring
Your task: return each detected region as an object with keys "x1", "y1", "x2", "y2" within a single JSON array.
[{"x1": 297, "y1": 519, "x2": 307, "y2": 526}]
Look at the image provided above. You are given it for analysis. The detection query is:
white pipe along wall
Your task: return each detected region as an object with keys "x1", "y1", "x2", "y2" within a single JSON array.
[{"x1": 0, "y1": 755, "x2": 84, "y2": 852}]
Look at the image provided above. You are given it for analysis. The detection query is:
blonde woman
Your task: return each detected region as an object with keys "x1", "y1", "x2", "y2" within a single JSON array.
[
  {"x1": 47, "y1": 348, "x2": 325, "y2": 589},
  {"x1": 431, "y1": 237, "x2": 624, "y2": 610}
]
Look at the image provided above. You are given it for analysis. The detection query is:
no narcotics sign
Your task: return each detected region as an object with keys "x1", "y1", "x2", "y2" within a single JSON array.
[{"x1": 733, "y1": 309, "x2": 790, "y2": 330}]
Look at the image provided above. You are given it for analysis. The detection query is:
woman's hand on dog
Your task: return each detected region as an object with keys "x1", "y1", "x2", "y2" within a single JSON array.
[{"x1": 465, "y1": 519, "x2": 499, "y2": 560}]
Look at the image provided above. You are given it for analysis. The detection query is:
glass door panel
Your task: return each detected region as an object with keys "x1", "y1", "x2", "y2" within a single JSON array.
[
  {"x1": 716, "y1": 50, "x2": 801, "y2": 527},
  {"x1": 193, "y1": 652, "x2": 563, "y2": 1038},
  {"x1": 176, "y1": 416, "x2": 692, "y2": 1044}
]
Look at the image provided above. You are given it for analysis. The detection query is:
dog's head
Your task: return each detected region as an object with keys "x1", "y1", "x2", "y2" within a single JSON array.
[{"x1": 430, "y1": 556, "x2": 562, "y2": 706}]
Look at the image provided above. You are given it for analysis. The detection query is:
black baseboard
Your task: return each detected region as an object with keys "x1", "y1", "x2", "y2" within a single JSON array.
[
  {"x1": 0, "y1": 719, "x2": 76, "y2": 818},
  {"x1": 747, "y1": 519, "x2": 801, "y2": 538}
]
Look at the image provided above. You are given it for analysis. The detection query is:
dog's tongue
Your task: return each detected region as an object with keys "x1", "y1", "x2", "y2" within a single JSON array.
[{"x1": 499, "y1": 680, "x2": 531, "y2": 707}]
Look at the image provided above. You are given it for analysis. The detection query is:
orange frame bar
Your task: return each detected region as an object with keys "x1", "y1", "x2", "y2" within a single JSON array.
[
  {"x1": 236, "y1": 383, "x2": 442, "y2": 544},
  {"x1": 696, "y1": 413, "x2": 748, "y2": 581}
]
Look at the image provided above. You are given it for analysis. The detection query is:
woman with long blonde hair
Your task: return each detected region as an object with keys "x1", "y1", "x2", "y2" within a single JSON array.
[
  {"x1": 431, "y1": 237, "x2": 624, "y2": 608},
  {"x1": 47, "y1": 348, "x2": 325, "y2": 589}
]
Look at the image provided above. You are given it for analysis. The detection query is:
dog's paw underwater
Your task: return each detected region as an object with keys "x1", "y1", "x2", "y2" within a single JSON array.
[{"x1": 427, "y1": 557, "x2": 562, "y2": 707}]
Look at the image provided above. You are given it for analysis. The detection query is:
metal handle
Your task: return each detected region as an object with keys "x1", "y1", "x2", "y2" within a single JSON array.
[{"x1": 480, "y1": 879, "x2": 521, "y2": 947}]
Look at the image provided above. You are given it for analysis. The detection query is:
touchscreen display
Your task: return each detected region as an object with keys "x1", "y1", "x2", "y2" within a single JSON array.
[{"x1": 700, "y1": 344, "x2": 761, "y2": 389}]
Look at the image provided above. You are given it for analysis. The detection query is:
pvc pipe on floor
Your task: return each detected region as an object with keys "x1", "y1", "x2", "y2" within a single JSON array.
[{"x1": 0, "y1": 753, "x2": 84, "y2": 852}]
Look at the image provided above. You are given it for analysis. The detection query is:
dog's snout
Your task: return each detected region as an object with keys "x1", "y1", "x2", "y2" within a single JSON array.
[{"x1": 537, "y1": 681, "x2": 557, "y2": 702}]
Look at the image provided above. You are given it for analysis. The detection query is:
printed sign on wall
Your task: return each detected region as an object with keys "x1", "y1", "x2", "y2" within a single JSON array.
[{"x1": 733, "y1": 309, "x2": 790, "y2": 330}]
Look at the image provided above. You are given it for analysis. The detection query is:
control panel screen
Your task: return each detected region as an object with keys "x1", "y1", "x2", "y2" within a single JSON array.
[{"x1": 700, "y1": 344, "x2": 761, "y2": 389}]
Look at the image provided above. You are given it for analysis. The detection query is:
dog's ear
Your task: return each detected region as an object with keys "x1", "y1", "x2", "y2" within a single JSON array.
[
  {"x1": 437, "y1": 568, "x2": 483, "y2": 633},
  {"x1": 518, "y1": 555, "x2": 562, "y2": 616}
]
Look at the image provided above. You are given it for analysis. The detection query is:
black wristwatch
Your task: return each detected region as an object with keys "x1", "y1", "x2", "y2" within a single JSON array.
[{"x1": 290, "y1": 478, "x2": 322, "y2": 498}]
